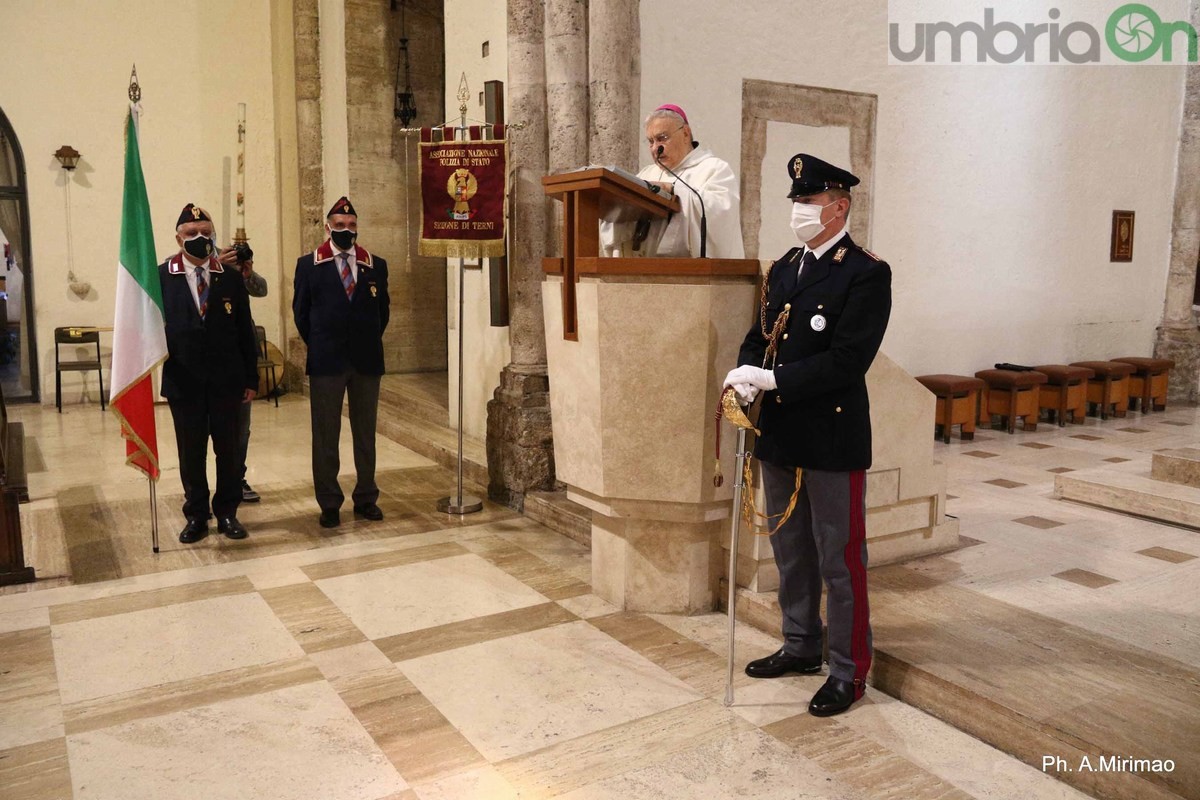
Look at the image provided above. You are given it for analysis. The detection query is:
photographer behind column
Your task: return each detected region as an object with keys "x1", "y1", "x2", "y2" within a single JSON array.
[{"x1": 217, "y1": 239, "x2": 267, "y2": 504}]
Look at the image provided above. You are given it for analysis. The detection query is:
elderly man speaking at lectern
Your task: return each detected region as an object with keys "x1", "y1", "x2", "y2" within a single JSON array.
[{"x1": 600, "y1": 104, "x2": 744, "y2": 259}]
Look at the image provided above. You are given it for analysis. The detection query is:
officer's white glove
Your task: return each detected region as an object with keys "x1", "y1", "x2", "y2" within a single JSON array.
[
  {"x1": 729, "y1": 383, "x2": 758, "y2": 404},
  {"x1": 724, "y1": 365, "x2": 777, "y2": 392}
]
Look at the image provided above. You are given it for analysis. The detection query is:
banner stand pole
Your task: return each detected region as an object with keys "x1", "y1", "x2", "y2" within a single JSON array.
[{"x1": 438, "y1": 253, "x2": 483, "y2": 516}]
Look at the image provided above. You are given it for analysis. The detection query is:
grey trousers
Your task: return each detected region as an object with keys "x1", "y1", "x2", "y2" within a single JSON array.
[
  {"x1": 308, "y1": 369, "x2": 381, "y2": 511},
  {"x1": 761, "y1": 459, "x2": 872, "y2": 689}
]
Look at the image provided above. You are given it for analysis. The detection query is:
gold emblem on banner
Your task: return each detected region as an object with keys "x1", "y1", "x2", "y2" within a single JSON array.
[
  {"x1": 447, "y1": 168, "x2": 479, "y2": 220},
  {"x1": 224, "y1": 300, "x2": 232, "y2": 315}
]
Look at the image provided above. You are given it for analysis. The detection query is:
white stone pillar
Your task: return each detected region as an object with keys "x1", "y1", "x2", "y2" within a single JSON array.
[
  {"x1": 588, "y1": 0, "x2": 639, "y2": 170},
  {"x1": 545, "y1": 0, "x2": 589, "y2": 255}
]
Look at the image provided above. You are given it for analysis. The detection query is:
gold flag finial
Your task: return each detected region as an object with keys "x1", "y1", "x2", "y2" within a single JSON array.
[{"x1": 128, "y1": 64, "x2": 141, "y2": 103}]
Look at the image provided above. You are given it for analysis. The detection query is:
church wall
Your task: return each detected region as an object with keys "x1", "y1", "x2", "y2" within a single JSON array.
[
  {"x1": 0, "y1": 0, "x2": 286, "y2": 405},
  {"x1": 639, "y1": 1, "x2": 1184, "y2": 377},
  {"x1": 444, "y1": 0, "x2": 511, "y2": 438}
]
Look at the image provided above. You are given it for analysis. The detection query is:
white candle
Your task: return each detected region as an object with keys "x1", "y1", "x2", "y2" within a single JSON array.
[{"x1": 236, "y1": 103, "x2": 246, "y2": 236}]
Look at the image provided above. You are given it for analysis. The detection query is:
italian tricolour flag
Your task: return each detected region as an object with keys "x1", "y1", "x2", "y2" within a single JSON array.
[{"x1": 109, "y1": 104, "x2": 166, "y2": 480}]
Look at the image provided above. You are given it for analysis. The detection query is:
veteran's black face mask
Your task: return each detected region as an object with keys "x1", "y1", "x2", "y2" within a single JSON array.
[
  {"x1": 330, "y1": 229, "x2": 357, "y2": 251},
  {"x1": 183, "y1": 235, "x2": 214, "y2": 260}
]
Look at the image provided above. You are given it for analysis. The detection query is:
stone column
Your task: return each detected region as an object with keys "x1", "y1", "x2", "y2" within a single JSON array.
[
  {"x1": 288, "y1": 0, "x2": 326, "y2": 387},
  {"x1": 1157, "y1": 0, "x2": 1200, "y2": 403},
  {"x1": 545, "y1": 0, "x2": 589, "y2": 254},
  {"x1": 588, "y1": 0, "x2": 639, "y2": 170},
  {"x1": 487, "y1": 0, "x2": 557, "y2": 509}
]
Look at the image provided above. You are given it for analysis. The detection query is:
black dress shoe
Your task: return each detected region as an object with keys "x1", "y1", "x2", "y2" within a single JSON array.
[
  {"x1": 353, "y1": 503, "x2": 384, "y2": 521},
  {"x1": 241, "y1": 480, "x2": 261, "y2": 503},
  {"x1": 217, "y1": 517, "x2": 249, "y2": 540},
  {"x1": 319, "y1": 509, "x2": 341, "y2": 528},
  {"x1": 745, "y1": 648, "x2": 823, "y2": 679},
  {"x1": 808, "y1": 676, "x2": 861, "y2": 717},
  {"x1": 178, "y1": 518, "x2": 208, "y2": 544}
]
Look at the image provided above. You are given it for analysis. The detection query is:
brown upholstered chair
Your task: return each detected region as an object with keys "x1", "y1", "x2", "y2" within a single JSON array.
[
  {"x1": 975, "y1": 369, "x2": 1048, "y2": 434},
  {"x1": 916, "y1": 374, "x2": 987, "y2": 444},
  {"x1": 1070, "y1": 361, "x2": 1136, "y2": 420},
  {"x1": 1033, "y1": 365, "x2": 1093, "y2": 427},
  {"x1": 1112, "y1": 357, "x2": 1174, "y2": 412}
]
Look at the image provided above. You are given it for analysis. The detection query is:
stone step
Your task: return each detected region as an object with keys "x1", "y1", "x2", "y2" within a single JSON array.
[
  {"x1": 378, "y1": 381, "x2": 450, "y2": 428},
  {"x1": 524, "y1": 490, "x2": 592, "y2": 547},
  {"x1": 372, "y1": 397, "x2": 489, "y2": 488},
  {"x1": 1151, "y1": 448, "x2": 1200, "y2": 489},
  {"x1": 719, "y1": 565, "x2": 1196, "y2": 800},
  {"x1": 1054, "y1": 467, "x2": 1200, "y2": 529}
]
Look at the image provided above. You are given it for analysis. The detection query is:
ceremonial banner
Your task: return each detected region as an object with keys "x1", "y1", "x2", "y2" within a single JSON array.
[
  {"x1": 418, "y1": 130, "x2": 507, "y2": 258},
  {"x1": 110, "y1": 104, "x2": 166, "y2": 480}
]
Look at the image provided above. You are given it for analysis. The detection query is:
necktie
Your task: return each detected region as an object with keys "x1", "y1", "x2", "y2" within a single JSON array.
[
  {"x1": 339, "y1": 254, "x2": 355, "y2": 299},
  {"x1": 797, "y1": 249, "x2": 816, "y2": 280},
  {"x1": 195, "y1": 265, "x2": 208, "y2": 318},
  {"x1": 779, "y1": 250, "x2": 813, "y2": 297}
]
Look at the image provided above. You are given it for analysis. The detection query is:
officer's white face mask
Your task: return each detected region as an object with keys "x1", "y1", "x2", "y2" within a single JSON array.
[{"x1": 790, "y1": 201, "x2": 834, "y2": 245}]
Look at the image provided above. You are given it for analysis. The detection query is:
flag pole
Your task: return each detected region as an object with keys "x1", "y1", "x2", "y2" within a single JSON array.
[{"x1": 149, "y1": 476, "x2": 160, "y2": 553}]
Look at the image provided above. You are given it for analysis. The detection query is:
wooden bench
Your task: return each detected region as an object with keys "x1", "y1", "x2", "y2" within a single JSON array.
[
  {"x1": 975, "y1": 368, "x2": 1048, "y2": 433},
  {"x1": 1113, "y1": 356, "x2": 1174, "y2": 412},
  {"x1": 0, "y1": 382, "x2": 33, "y2": 585},
  {"x1": 916, "y1": 374, "x2": 986, "y2": 443},
  {"x1": 1034, "y1": 364, "x2": 1093, "y2": 426},
  {"x1": 1071, "y1": 361, "x2": 1135, "y2": 420}
]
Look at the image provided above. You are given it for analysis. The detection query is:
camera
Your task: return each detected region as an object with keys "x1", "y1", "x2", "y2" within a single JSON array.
[{"x1": 233, "y1": 241, "x2": 254, "y2": 264}]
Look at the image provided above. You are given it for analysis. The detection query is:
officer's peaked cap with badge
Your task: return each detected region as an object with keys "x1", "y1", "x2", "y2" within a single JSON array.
[
  {"x1": 787, "y1": 153, "x2": 860, "y2": 199},
  {"x1": 176, "y1": 203, "x2": 213, "y2": 228},
  {"x1": 327, "y1": 196, "x2": 357, "y2": 218}
]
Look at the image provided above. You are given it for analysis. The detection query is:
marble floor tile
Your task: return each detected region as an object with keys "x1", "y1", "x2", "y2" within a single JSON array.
[
  {"x1": 60, "y1": 657, "x2": 320, "y2": 738},
  {"x1": 259, "y1": 581, "x2": 368, "y2": 653},
  {"x1": 52, "y1": 592, "x2": 305, "y2": 704},
  {"x1": 317, "y1": 553, "x2": 548, "y2": 640},
  {"x1": 497, "y1": 699, "x2": 749, "y2": 797},
  {"x1": 556, "y1": 593, "x2": 620, "y2": 620},
  {"x1": 331, "y1": 665, "x2": 486, "y2": 784},
  {"x1": 588, "y1": 612, "x2": 738, "y2": 697},
  {"x1": 412, "y1": 766, "x2": 520, "y2": 800},
  {"x1": 374, "y1": 601, "x2": 577, "y2": 662},
  {"x1": 308, "y1": 641, "x2": 396, "y2": 682},
  {"x1": 0, "y1": 626, "x2": 64, "y2": 750},
  {"x1": 401, "y1": 620, "x2": 701, "y2": 761},
  {"x1": 0, "y1": 737, "x2": 73, "y2": 800},
  {"x1": 0, "y1": 605, "x2": 50, "y2": 634},
  {"x1": 48, "y1": 575, "x2": 254, "y2": 626},
  {"x1": 557, "y1": 728, "x2": 866, "y2": 800},
  {"x1": 66, "y1": 681, "x2": 407, "y2": 800}
]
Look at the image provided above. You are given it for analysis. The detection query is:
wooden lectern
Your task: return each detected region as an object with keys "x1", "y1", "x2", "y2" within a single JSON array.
[
  {"x1": 542, "y1": 168, "x2": 755, "y2": 340},
  {"x1": 541, "y1": 167, "x2": 760, "y2": 613}
]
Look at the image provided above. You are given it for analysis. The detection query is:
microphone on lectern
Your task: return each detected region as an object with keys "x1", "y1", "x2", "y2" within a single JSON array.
[{"x1": 654, "y1": 145, "x2": 707, "y2": 258}]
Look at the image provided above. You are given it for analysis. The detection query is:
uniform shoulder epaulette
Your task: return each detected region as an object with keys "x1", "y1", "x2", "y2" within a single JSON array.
[{"x1": 858, "y1": 245, "x2": 883, "y2": 262}]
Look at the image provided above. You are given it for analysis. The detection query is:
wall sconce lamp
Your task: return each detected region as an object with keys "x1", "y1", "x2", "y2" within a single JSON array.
[{"x1": 54, "y1": 145, "x2": 81, "y2": 171}]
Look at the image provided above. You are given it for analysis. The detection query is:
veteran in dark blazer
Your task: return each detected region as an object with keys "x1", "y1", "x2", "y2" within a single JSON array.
[
  {"x1": 292, "y1": 197, "x2": 390, "y2": 529},
  {"x1": 160, "y1": 203, "x2": 259, "y2": 544},
  {"x1": 724, "y1": 154, "x2": 892, "y2": 718}
]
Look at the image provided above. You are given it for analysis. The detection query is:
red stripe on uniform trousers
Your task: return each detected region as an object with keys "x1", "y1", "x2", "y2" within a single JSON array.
[{"x1": 844, "y1": 469, "x2": 871, "y2": 698}]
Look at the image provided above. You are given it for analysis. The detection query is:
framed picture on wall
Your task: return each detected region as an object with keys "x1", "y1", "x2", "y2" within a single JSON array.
[{"x1": 1111, "y1": 210, "x2": 1135, "y2": 262}]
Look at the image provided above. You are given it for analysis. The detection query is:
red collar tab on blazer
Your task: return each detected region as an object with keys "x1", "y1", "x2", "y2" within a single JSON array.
[
  {"x1": 168, "y1": 252, "x2": 224, "y2": 275},
  {"x1": 314, "y1": 240, "x2": 373, "y2": 268}
]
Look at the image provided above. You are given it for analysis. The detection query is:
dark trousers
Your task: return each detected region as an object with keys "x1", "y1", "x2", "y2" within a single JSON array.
[
  {"x1": 168, "y1": 392, "x2": 244, "y2": 521},
  {"x1": 238, "y1": 399, "x2": 252, "y2": 480},
  {"x1": 761, "y1": 460, "x2": 872, "y2": 693},
  {"x1": 308, "y1": 369, "x2": 381, "y2": 511}
]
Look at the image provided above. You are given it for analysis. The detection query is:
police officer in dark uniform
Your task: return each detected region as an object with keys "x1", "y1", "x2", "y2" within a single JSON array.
[
  {"x1": 292, "y1": 197, "x2": 390, "y2": 529},
  {"x1": 160, "y1": 204, "x2": 259, "y2": 543},
  {"x1": 723, "y1": 154, "x2": 892, "y2": 717}
]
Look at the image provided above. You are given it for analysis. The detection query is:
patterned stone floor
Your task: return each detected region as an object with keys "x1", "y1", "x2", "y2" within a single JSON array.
[{"x1": 0, "y1": 397, "x2": 1100, "y2": 799}]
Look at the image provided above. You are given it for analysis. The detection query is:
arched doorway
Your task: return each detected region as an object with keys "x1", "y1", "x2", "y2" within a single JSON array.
[{"x1": 0, "y1": 107, "x2": 38, "y2": 403}]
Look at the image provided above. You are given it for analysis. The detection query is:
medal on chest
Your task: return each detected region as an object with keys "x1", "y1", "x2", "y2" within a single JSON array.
[{"x1": 810, "y1": 314, "x2": 826, "y2": 332}]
